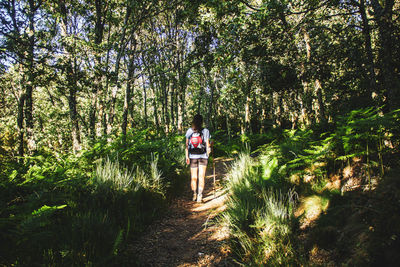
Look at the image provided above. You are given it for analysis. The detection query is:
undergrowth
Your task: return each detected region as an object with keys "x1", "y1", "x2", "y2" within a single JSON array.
[
  {"x1": 0, "y1": 130, "x2": 186, "y2": 265},
  {"x1": 220, "y1": 107, "x2": 400, "y2": 266}
]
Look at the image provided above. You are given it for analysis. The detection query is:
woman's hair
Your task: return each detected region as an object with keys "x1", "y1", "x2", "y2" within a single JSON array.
[{"x1": 191, "y1": 114, "x2": 203, "y2": 132}]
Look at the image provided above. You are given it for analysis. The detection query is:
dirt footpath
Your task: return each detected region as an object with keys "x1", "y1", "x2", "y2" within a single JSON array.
[{"x1": 129, "y1": 157, "x2": 237, "y2": 267}]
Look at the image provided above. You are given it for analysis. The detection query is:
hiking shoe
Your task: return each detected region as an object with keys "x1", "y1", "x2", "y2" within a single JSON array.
[
  {"x1": 197, "y1": 193, "x2": 202, "y2": 203},
  {"x1": 192, "y1": 192, "x2": 197, "y2": 201}
]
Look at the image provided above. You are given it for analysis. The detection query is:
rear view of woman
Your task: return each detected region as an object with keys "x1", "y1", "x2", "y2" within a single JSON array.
[{"x1": 185, "y1": 114, "x2": 210, "y2": 202}]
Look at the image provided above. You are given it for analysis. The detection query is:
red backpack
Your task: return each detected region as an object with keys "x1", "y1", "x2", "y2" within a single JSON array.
[{"x1": 188, "y1": 129, "x2": 206, "y2": 154}]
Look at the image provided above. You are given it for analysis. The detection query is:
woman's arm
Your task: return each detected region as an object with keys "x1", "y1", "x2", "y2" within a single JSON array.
[
  {"x1": 185, "y1": 138, "x2": 190, "y2": 165},
  {"x1": 206, "y1": 139, "x2": 211, "y2": 157}
]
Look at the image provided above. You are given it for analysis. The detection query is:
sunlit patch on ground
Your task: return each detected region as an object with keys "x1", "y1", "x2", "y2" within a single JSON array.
[
  {"x1": 325, "y1": 174, "x2": 341, "y2": 190},
  {"x1": 309, "y1": 245, "x2": 335, "y2": 266},
  {"x1": 303, "y1": 162, "x2": 327, "y2": 183},
  {"x1": 207, "y1": 225, "x2": 230, "y2": 242},
  {"x1": 191, "y1": 191, "x2": 227, "y2": 212},
  {"x1": 343, "y1": 165, "x2": 353, "y2": 178},
  {"x1": 296, "y1": 195, "x2": 330, "y2": 229},
  {"x1": 341, "y1": 176, "x2": 363, "y2": 192}
]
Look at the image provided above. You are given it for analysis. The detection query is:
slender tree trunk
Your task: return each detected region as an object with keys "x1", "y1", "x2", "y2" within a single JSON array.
[
  {"x1": 146, "y1": 68, "x2": 160, "y2": 131},
  {"x1": 244, "y1": 95, "x2": 251, "y2": 132},
  {"x1": 359, "y1": 0, "x2": 378, "y2": 98},
  {"x1": 152, "y1": 87, "x2": 160, "y2": 131},
  {"x1": 273, "y1": 91, "x2": 283, "y2": 127},
  {"x1": 197, "y1": 71, "x2": 204, "y2": 114},
  {"x1": 244, "y1": 75, "x2": 252, "y2": 133},
  {"x1": 89, "y1": 0, "x2": 105, "y2": 139},
  {"x1": 89, "y1": 83, "x2": 98, "y2": 139},
  {"x1": 207, "y1": 70, "x2": 216, "y2": 130},
  {"x1": 17, "y1": 92, "x2": 26, "y2": 158},
  {"x1": 178, "y1": 76, "x2": 186, "y2": 133},
  {"x1": 371, "y1": 0, "x2": 398, "y2": 110},
  {"x1": 299, "y1": 62, "x2": 311, "y2": 127},
  {"x1": 303, "y1": 29, "x2": 325, "y2": 123},
  {"x1": 162, "y1": 76, "x2": 169, "y2": 132},
  {"x1": 170, "y1": 81, "x2": 175, "y2": 131},
  {"x1": 122, "y1": 53, "x2": 135, "y2": 138},
  {"x1": 315, "y1": 79, "x2": 326, "y2": 123},
  {"x1": 108, "y1": 8, "x2": 130, "y2": 135},
  {"x1": 102, "y1": 19, "x2": 114, "y2": 137},
  {"x1": 69, "y1": 84, "x2": 81, "y2": 152},
  {"x1": 226, "y1": 112, "x2": 231, "y2": 142},
  {"x1": 297, "y1": 29, "x2": 311, "y2": 127},
  {"x1": 261, "y1": 102, "x2": 267, "y2": 133},
  {"x1": 141, "y1": 75, "x2": 148, "y2": 129},
  {"x1": 59, "y1": 1, "x2": 81, "y2": 152},
  {"x1": 68, "y1": 56, "x2": 82, "y2": 152},
  {"x1": 25, "y1": 0, "x2": 36, "y2": 153}
]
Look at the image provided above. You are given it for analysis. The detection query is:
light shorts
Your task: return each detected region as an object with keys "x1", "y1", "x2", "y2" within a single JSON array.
[{"x1": 190, "y1": 158, "x2": 208, "y2": 168}]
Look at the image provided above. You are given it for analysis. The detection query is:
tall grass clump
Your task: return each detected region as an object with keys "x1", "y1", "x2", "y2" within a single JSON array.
[
  {"x1": 251, "y1": 189, "x2": 298, "y2": 266},
  {"x1": 95, "y1": 157, "x2": 135, "y2": 191},
  {"x1": 94, "y1": 155, "x2": 165, "y2": 194},
  {"x1": 220, "y1": 152, "x2": 301, "y2": 266},
  {"x1": 224, "y1": 151, "x2": 257, "y2": 192}
]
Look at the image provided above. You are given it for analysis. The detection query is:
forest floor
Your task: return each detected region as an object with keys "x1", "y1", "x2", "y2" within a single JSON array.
[{"x1": 127, "y1": 157, "x2": 238, "y2": 267}]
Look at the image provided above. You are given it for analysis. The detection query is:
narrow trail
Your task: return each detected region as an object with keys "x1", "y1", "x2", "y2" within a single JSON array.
[{"x1": 129, "y1": 157, "x2": 237, "y2": 267}]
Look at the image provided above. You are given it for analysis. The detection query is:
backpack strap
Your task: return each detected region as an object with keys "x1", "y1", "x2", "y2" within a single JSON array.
[{"x1": 188, "y1": 131, "x2": 193, "y2": 148}]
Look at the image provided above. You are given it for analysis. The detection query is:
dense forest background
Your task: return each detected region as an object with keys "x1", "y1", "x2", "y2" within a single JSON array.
[
  {"x1": 1, "y1": 0, "x2": 400, "y2": 266},
  {"x1": 1, "y1": 0, "x2": 399, "y2": 153}
]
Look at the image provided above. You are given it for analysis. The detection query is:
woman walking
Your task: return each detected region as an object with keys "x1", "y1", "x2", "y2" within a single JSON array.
[{"x1": 185, "y1": 114, "x2": 211, "y2": 202}]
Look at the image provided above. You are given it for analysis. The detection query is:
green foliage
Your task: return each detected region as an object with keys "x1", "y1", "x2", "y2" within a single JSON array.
[
  {"x1": 0, "y1": 130, "x2": 185, "y2": 265},
  {"x1": 333, "y1": 107, "x2": 400, "y2": 160},
  {"x1": 220, "y1": 152, "x2": 302, "y2": 265},
  {"x1": 220, "y1": 106, "x2": 400, "y2": 265},
  {"x1": 212, "y1": 131, "x2": 278, "y2": 157}
]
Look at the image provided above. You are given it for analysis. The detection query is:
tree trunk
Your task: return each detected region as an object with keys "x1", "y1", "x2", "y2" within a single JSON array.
[
  {"x1": 17, "y1": 92, "x2": 26, "y2": 158},
  {"x1": 152, "y1": 86, "x2": 160, "y2": 131},
  {"x1": 147, "y1": 68, "x2": 160, "y2": 131},
  {"x1": 162, "y1": 76, "x2": 169, "y2": 132},
  {"x1": 59, "y1": 1, "x2": 82, "y2": 152},
  {"x1": 69, "y1": 85, "x2": 82, "y2": 152},
  {"x1": 122, "y1": 54, "x2": 135, "y2": 138},
  {"x1": 141, "y1": 75, "x2": 148, "y2": 129},
  {"x1": 25, "y1": 0, "x2": 36, "y2": 153},
  {"x1": 207, "y1": 71, "x2": 215, "y2": 130},
  {"x1": 89, "y1": 0, "x2": 105, "y2": 139},
  {"x1": 170, "y1": 81, "x2": 175, "y2": 131},
  {"x1": 273, "y1": 91, "x2": 283, "y2": 127},
  {"x1": 178, "y1": 77, "x2": 186, "y2": 133},
  {"x1": 303, "y1": 29, "x2": 325, "y2": 124},
  {"x1": 226, "y1": 111, "x2": 231, "y2": 142},
  {"x1": 315, "y1": 79, "x2": 326, "y2": 123},
  {"x1": 245, "y1": 94, "x2": 251, "y2": 133},
  {"x1": 359, "y1": 0, "x2": 378, "y2": 98},
  {"x1": 371, "y1": 0, "x2": 399, "y2": 110},
  {"x1": 108, "y1": 9, "x2": 130, "y2": 135}
]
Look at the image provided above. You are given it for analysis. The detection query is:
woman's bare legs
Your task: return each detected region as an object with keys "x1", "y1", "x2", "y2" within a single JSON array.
[
  {"x1": 190, "y1": 167, "x2": 198, "y2": 200},
  {"x1": 190, "y1": 164, "x2": 207, "y2": 202},
  {"x1": 197, "y1": 165, "x2": 207, "y2": 202}
]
